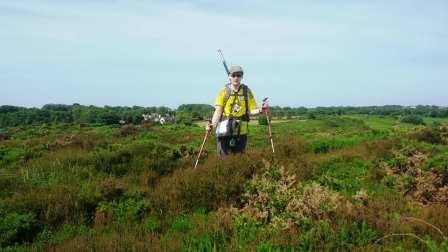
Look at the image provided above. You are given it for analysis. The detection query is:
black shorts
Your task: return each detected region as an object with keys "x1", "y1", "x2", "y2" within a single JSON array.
[{"x1": 217, "y1": 135, "x2": 247, "y2": 156}]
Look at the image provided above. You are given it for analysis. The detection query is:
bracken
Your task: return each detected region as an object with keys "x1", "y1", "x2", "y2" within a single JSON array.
[{"x1": 238, "y1": 160, "x2": 346, "y2": 230}]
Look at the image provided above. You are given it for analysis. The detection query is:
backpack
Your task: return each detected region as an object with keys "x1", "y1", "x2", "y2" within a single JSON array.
[
  {"x1": 222, "y1": 83, "x2": 250, "y2": 122},
  {"x1": 215, "y1": 84, "x2": 250, "y2": 138}
]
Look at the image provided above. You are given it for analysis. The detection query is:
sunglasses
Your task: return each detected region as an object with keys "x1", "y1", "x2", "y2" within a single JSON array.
[{"x1": 231, "y1": 73, "x2": 243, "y2": 78}]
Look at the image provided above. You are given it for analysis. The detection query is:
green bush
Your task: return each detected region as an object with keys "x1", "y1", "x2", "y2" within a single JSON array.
[
  {"x1": 307, "y1": 113, "x2": 317, "y2": 120},
  {"x1": 312, "y1": 158, "x2": 369, "y2": 197},
  {"x1": 382, "y1": 176, "x2": 397, "y2": 188},
  {"x1": 91, "y1": 149, "x2": 132, "y2": 176},
  {"x1": 0, "y1": 210, "x2": 37, "y2": 247},
  {"x1": 425, "y1": 153, "x2": 448, "y2": 184},
  {"x1": 307, "y1": 136, "x2": 367, "y2": 154},
  {"x1": 96, "y1": 198, "x2": 146, "y2": 226},
  {"x1": 400, "y1": 115, "x2": 425, "y2": 125},
  {"x1": 170, "y1": 215, "x2": 192, "y2": 233},
  {"x1": 175, "y1": 112, "x2": 193, "y2": 126},
  {"x1": 0, "y1": 148, "x2": 25, "y2": 167}
]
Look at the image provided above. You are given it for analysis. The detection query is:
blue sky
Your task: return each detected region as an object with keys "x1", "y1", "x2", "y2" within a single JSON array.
[{"x1": 1, "y1": 0, "x2": 447, "y2": 108}]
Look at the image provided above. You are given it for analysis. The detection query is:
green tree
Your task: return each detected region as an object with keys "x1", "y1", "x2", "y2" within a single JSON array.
[{"x1": 175, "y1": 112, "x2": 193, "y2": 126}]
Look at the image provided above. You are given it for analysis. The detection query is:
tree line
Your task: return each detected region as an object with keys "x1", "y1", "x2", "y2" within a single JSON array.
[
  {"x1": 268, "y1": 105, "x2": 448, "y2": 119},
  {"x1": 0, "y1": 104, "x2": 174, "y2": 128},
  {"x1": 1, "y1": 104, "x2": 447, "y2": 128}
]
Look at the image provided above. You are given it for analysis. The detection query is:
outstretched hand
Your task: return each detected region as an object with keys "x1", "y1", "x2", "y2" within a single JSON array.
[{"x1": 262, "y1": 98, "x2": 269, "y2": 112}]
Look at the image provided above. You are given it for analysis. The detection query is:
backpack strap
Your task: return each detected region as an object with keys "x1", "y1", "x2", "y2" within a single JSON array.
[
  {"x1": 223, "y1": 84, "x2": 231, "y2": 109},
  {"x1": 219, "y1": 84, "x2": 231, "y2": 122},
  {"x1": 242, "y1": 84, "x2": 250, "y2": 122},
  {"x1": 221, "y1": 83, "x2": 250, "y2": 122}
]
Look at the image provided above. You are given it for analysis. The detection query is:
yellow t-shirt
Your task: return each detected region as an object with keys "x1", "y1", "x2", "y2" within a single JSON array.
[{"x1": 215, "y1": 84, "x2": 257, "y2": 135}]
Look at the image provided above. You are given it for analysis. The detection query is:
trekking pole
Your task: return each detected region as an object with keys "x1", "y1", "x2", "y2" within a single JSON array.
[
  {"x1": 218, "y1": 49, "x2": 230, "y2": 75},
  {"x1": 194, "y1": 49, "x2": 228, "y2": 170},
  {"x1": 263, "y1": 98, "x2": 275, "y2": 155},
  {"x1": 194, "y1": 121, "x2": 211, "y2": 169}
]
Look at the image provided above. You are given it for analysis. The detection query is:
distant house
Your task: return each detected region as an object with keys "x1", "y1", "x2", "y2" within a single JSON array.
[
  {"x1": 142, "y1": 113, "x2": 174, "y2": 125},
  {"x1": 142, "y1": 113, "x2": 152, "y2": 121}
]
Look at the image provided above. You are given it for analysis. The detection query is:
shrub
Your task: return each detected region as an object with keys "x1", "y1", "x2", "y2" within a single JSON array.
[
  {"x1": 425, "y1": 153, "x2": 448, "y2": 184},
  {"x1": 312, "y1": 158, "x2": 369, "y2": 197},
  {"x1": 32, "y1": 224, "x2": 92, "y2": 249},
  {"x1": 400, "y1": 115, "x2": 425, "y2": 125},
  {"x1": 90, "y1": 142, "x2": 182, "y2": 176},
  {"x1": 44, "y1": 132, "x2": 107, "y2": 151},
  {"x1": 170, "y1": 215, "x2": 192, "y2": 233},
  {"x1": 0, "y1": 185, "x2": 86, "y2": 227},
  {"x1": 99, "y1": 113, "x2": 120, "y2": 125},
  {"x1": 275, "y1": 136, "x2": 306, "y2": 159},
  {"x1": 95, "y1": 178, "x2": 125, "y2": 202},
  {"x1": 382, "y1": 176, "x2": 397, "y2": 188},
  {"x1": 95, "y1": 199, "x2": 146, "y2": 227},
  {"x1": 0, "y1": 210, "x2": 37, "y2": 247},
  {"x1": 308, "y1": 139, "x2": 352, "y2": 153},
  {"x1": 0, "y1": 148, "x2": 25, "y2": 168},
  {"x1": 307, "y1": 113, "x2": 317, "y2": 120},
  {"x1": 175, "y1": 112, "x2": 193, "y2": 126},
  {"x1": 91, "y1": 149, "x2": 132, "y2": 176},
  {"x1": 412, "y1": 126, "x2": 448, "y2": 145},
  {"x1": 150, "y1": 153, "x2": 264, "y2": 215},
  {"x1": 117, "y1": 124, "x2": 140, "y2": 137},
  {"x1": 239, "y1": 162, "x2": 345, "y2": 229}
]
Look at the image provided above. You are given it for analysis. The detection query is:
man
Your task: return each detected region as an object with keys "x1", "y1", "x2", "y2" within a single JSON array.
[{"x1": 206, "y1": 65, "x2": 267, "y2": 156}]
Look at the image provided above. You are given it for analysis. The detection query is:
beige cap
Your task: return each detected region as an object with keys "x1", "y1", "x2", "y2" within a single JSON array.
[{"x1": 228, "y1": 65, "x2": 244, "y2": 74}]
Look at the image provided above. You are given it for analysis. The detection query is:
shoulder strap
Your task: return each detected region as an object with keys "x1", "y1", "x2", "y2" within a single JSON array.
[
  {"x1": 218, "y1": 84, "x2": 231, "y2": 122},
  {"x1": 223, "y1": 84, "x2": 231, "y2": 108},
  {"x1": 242, "y1": 84, "x2": 249, "y2": 113},
  {"x1": 242, "y1": 84, "x2": 250, "y2": 121}
]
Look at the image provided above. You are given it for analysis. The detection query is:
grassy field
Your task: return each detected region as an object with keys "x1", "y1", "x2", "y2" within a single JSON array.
[{"x1": 1, "y1": 115, "x2": 448, "y2": 251}]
